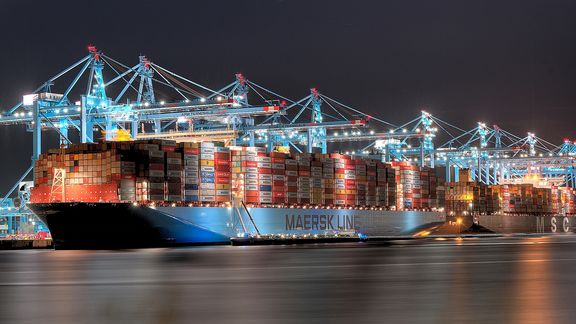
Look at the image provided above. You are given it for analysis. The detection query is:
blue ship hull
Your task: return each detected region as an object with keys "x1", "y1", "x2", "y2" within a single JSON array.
[{"x1": 29, "y1": 203, "x2": 445, "y2": 249}]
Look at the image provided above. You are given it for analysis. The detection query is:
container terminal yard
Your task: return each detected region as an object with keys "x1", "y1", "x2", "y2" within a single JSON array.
[{"x1": 0, "y1": 47, "x2": 575, "y2": 248}]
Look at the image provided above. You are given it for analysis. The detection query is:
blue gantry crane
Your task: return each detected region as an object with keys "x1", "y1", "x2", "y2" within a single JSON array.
[{"x1": 0, "y1": 46, "x2": 574, "y2": 235}]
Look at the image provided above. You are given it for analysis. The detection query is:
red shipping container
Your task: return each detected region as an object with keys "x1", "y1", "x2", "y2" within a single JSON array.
[
  {"x1": 215, "y1": 153, "x2": 230, "y2": 160},
  {"x1": 215, "y1": 165, "x2": 230, "y2": 172}
]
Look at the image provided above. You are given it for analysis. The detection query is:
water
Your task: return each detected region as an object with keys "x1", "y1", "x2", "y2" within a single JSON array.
[{"x1": 1, "y1": 236, "x2": 576, "y2": 323}]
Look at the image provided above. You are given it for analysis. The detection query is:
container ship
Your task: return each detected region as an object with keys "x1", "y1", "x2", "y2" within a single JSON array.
[
  {"x1": 28, "y1": 140, "x2": 447, "y2": 248},
  {"x1": 28, "y1": 140, "x2": 576, "y2": 249}
]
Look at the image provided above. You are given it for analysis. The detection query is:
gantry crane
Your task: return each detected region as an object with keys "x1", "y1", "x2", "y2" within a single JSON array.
[{"x1": 0, "y1": 46, "x2": 574, "y2": 235}]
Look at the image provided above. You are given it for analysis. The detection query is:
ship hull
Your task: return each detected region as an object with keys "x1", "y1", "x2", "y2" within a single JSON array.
[
  {"x1": 447, "y1": 214, "x2": 576, "y2": 234},
  {"x1": 29, "y1": 203, "x2": 445, "y2": 249}
]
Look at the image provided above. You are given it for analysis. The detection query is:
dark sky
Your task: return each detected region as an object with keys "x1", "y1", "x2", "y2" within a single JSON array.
[{"x1": 0, "y1": 0, "x2": 575, "y2": 192}]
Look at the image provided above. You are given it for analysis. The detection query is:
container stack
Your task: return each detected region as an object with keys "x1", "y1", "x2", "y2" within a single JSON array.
[
  {"x1": 32, "y1": 140, "x2": 441, "y2": 210},
  {"x1": 420, "y1": 167, "x2": 431, "y2": 209},
  {"x1": 199, "y1": 142, "x2": 216, "y2": 203},
  {"x1": 344, "y1": 157, "x2": 357, "y2": 206},
  {"x1": 376, "y1": 163, "x2": 388, "y2": 206},
  {"x1": 257, "y1": 153, "x2": 272, "y2": 204},
  {"x1": 560, "y1": 187, "x2": 576, "y2": 214},
  {"x1": 144, "y1": 146, "x2": 166, "y2": 202},
  {"x1": 182, "y1": 143, "x2": 200, "y2": 202},
  {"x1": 285, "y1": 158, "x2": 299, "y2": 204},
  {"x1": 310, "y1": 159, "x2": 324, "y2": 205},
  {"x1": 333, "y1": 154, "x2": 348, "y2": 206},
  {"x1": 322, "y1": 157, "x2": 335, "y2": 205},
  {"x1": 387, "y1": 166, "x2": 397, "y2": 208},
  {"x1": 231, "y1": 146, "x2": 261, "y2": 204},
  {"x1": 393, "y1": 162, "x2": 421, "y2": 209},
  {"x1": 214, "y1": 147, "x2": 231, "y2": 203},
  {"x1": 165, "y1": 151, "x2": 183, "y2": 202},
  {"x1": 355, "y1": 159, "x2": 367, "y2": 206},
  {"x1": 296, "y1": 154, "x2": 312, "y2": 204},
  {"x1": 365, "y1": 160, "x2": 377, "y2": 206},
  {"x1": 271, "y1": 152, "x2": 288, "y2": 204}
]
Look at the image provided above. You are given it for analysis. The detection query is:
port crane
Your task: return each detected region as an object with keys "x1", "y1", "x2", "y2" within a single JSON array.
[{"x1": 0, "y1": 46, "x2": 574, "y2": 235}]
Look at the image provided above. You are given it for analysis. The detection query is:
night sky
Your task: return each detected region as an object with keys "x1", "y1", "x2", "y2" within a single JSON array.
[{"x1": 0, "y1": 0, "x2": 575, "y2": 192}]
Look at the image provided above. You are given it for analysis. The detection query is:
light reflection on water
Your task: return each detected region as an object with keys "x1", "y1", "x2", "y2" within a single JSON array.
[{"x1": 0, "y1": 238, "x2": 574, "y2": 323}]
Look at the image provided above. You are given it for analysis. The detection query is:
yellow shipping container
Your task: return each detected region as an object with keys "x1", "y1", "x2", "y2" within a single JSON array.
[{"x1": 200, "y1": 160, "x2": 214, "y2": 166}]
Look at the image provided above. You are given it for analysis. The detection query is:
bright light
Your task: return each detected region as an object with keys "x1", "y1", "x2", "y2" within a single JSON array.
[
  {"x1": 144, "y1": 102, "x2": 150, "y2": 107},
  {"x1": 63, "y1": 108, "x2": 68, "y2": 113},
  {"x1": 55, "y1": 109, "x2": 60, "y2": 114},
  {"x1": 177, "y1": 117, "x2": 188, "y2": 123},
  {"x1": 77, "y1": 107, "x2": 81, "y2": 112},
  {"x1": 160, "y1": 101, "x2": 165, "y2": 105},
  {"x1": 200, "y1": 98, "x2": 206, "y2": 103},
  {"x1": 23, "y1": 94, "x2": 37, "y2": 106},
  {"x1": 402, "y1": 129, "x2": 407, "y2": 133},
  {"x1": 27, "y1": 111, "x2": 32, "y2": 116},
  {"x1": 370, "y1": 130, "x2": 374, "y2": 135},
  {"x1": 216, "y1": 96, "x2": 223, "y2": 102},
  {"x1": 185, "y1": 99, "x2": 190, "y2": 103}
]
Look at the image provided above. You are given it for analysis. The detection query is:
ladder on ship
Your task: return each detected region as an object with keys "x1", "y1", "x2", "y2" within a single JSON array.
[{"x1": 49, "y1": 145, "x2": 67, "y2": 202}]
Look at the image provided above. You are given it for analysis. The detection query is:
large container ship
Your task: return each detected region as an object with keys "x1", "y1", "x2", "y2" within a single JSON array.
[
  {"x1": 28, "y1": 140, "x2": 576, "y2": 248},
  {"x1": 28, "y1": 140, "x2": 446, "y2": 248}
]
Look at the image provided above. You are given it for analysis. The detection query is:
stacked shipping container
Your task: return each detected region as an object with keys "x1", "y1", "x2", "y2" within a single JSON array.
[{"x1": 31, "y1": 140, "x2": 439, "y2": 210}]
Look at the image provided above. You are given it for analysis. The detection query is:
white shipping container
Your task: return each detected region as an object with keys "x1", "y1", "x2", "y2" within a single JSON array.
[
  {"x1": 200, "y1": 166, "x2": 215, "y2": 172},
  {"x1": 259, "y1": 191, "x2": 272, "y2": 198},
  {"x1": 257, "y1": 162, "x2": 271, "y2": 168},
  {"x1": 201, "y1": 154, "x2": 215, "y2": 160},
  {"x1": 257, "y1": 156, "x2": 271, "y2": 162},
  {"x1": 200, "y1": 183, "x2": 215, "y2": 189},
  {"x1": 259, "y1": 197, "x2": 273, "y2": 204},
  {"x1": 245, "y1": 173, "x2": 258, "y2": 180},
  {"x1": 258, "y1": 174, "x2": 272, "y2": 180},
  {"x1": 167, "y1": 158, "x2": 181, "y2": 165},
  {"x1": 216, "y1": 190, "x2": 230, "y2": 195},
  {"x1": 273, "y1": 175, "x2": 286, "y2": 181},
  {"x1": 259, "y1": 179, "x2": 272, "y2": 186},
  {"x1": 200, "y1": 189, "x2": 216, "y2": 195},
  {"x1": 245, "y1": 185, "x2": 259, "y2": 191}
]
